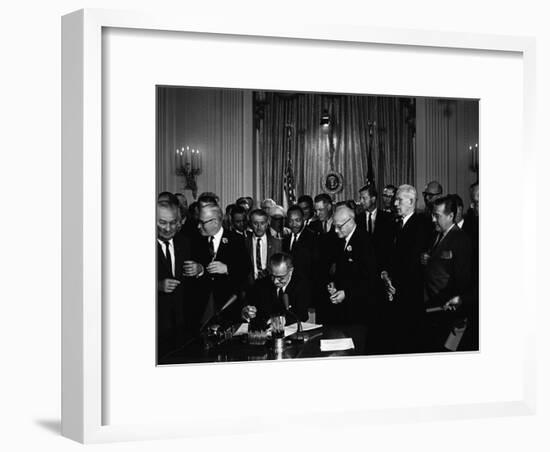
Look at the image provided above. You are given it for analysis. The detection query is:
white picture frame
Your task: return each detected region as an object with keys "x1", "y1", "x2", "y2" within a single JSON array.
[{"x1": 62, "y1": 8, "x2": 537, "y2": 443}]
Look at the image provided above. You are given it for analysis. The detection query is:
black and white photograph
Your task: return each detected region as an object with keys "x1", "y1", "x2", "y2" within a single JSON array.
[{"x1": 156, "y1": 87, "x2": 479, "y2": 365}]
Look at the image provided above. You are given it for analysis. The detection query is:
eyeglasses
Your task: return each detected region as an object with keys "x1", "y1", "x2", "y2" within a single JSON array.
[
  {"x1": 422, "y1": 191, "x2": 442, "y2": 198},
  {"x1": 334, "y1": 217, "x2": 351, "y2": 230},
  {"x1": 198, "y1": 218, "x2": 217, "y2": 226}
]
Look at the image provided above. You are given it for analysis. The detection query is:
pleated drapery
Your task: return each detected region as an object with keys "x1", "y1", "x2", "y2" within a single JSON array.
[{"x1": 256, "y1": 92, "x2": 416, "y2": 204}]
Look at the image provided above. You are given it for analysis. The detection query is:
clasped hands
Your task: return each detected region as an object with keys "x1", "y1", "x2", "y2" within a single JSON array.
[
  {"x1": 327, "y1": 282, "x2": 345, "y2": 304},
  {"x1": 182, "y1": 260, "x2": 228, "y2": 277}
]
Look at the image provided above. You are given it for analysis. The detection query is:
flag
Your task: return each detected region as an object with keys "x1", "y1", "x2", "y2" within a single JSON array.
[
  {"x1": 283, "y1": 124, "x2": 296, "y2": 209},
  {"x1": 283, "y1": 153, "x2": 296, "y2": 209},
  {"x1": 366, "y1": 121, "x2": 376, "y2": 187}
]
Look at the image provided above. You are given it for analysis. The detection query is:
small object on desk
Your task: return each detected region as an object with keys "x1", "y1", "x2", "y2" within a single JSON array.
[
  {"x1": 233, "y1": 323, "x2": 249, "y2": 336},
  {"x1": 320, "y1": 338, "x2": 355, "y2": 352},
  {"x1": 284, "y1": 322, "x2": 322, "y2": 337}
]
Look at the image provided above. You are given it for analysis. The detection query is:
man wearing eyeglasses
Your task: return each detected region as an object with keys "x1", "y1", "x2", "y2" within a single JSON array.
[
  {"x1": 242, "y1": 253, "x2": 309, "y2": 325},
  {"x1": 183, "y1": 204, "x2": 251, "y2": 333},
  {"x1": 323, "y1": 206, "x2": 377, "y2": 333},
  {"x1": 422, "y1": 180, "x2": 443, "y2": 216}
]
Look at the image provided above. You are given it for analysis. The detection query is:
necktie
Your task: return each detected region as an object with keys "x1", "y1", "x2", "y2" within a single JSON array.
[
  {"x1": 367, "y1": 212, "x2": 372, "y2": 234},
  {"x1": 322, "y1": 220, "x2": 327, "y2": 233},
  {"x1": 208, "y1": 236, "x2": 215, "y2": 259},
  {"x1": 255, "y1": 237, "x2": 263, "y2": 273},
  {"x1": 163, "y1": 240, "x2": 173, "y2": 277},
  {"x1": 397, "y1": 217, "x2": 404, "y2": 230},
  {"x1": 433, "y1": 233, "x2": 443, "y2": 249},
  {"x1": 290, "y1": 233, "x2": 297, "y2": 251}
]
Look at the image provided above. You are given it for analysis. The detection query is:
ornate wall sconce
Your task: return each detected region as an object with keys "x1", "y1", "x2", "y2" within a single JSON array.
[{"x1": 175, "y1": 146, "x2": 202, "y2": 199}]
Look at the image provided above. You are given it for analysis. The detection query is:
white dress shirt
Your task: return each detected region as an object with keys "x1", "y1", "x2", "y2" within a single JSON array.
[
  {"x1": 252, "y1": 234, "x2": 268, "y2": 278},
  {"x1": 157, "y1": 237, "x2": 175, "y2": 276}
]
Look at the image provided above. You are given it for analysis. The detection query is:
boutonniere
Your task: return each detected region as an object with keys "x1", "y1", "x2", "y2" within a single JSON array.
[
  {"x1": 346, "y1": 245, "x2": 352, "y2": 252},
  {"x1": 222, "y1": 237, "x2": 228, "y2": 245}
]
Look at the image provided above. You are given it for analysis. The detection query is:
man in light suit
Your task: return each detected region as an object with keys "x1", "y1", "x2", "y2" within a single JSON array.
[
  {"x1": 422, "y1": 195, "x2": 473, "y2": 352},
  {"x1": 244, "y1": 209, "x2": 282, "y2": 284}
]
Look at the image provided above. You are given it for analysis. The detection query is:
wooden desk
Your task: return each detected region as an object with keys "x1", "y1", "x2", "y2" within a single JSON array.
[{"x1": 159, "y1": 324, "x2": 368, "y2": 365}]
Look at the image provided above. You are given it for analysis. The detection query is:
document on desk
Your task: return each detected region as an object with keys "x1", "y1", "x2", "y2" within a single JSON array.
[
  {"x1": 284, "y1": 322, "x2": 322, "y2": 337},
  {"x1": 233, "y1": 323, "x2": 248, "y2": 336},
  {"x1": 320, "y1": 338, "x2": 355, "y2": 351},
  {"x1": 233, "y1": 322, "x2": 323, "y2": 337}
]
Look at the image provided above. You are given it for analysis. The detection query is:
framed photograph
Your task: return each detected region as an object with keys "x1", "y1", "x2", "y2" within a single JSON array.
[{"x1": 62, "y1": 9, "x2": 536, "y2": 443}]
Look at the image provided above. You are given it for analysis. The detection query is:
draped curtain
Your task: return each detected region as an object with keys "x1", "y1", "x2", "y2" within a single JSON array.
[{"x1": 256, "y1": 92, "x2": 415, "y2": 204}]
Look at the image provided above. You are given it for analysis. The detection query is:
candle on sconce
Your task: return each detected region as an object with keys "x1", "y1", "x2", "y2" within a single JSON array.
[
  {"x1": 175, "y1": 148, "x2": 179, "y2": 170},
  {"x1": 197, "y1": 149, "x2": 202, "y2": 171}
]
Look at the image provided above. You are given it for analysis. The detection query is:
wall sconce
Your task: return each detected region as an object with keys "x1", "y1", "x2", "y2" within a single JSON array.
[{"x1": 175, "y1": 145, "x2": 203, "y2": 199}]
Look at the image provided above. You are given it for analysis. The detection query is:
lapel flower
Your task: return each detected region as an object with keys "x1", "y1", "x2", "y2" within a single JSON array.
[
  {"x1": 222, "y1": 237, "x2": 228, "y2": 245},
  {"x1": 346, "y1": 245, "x2": 352, "y2": 252}
]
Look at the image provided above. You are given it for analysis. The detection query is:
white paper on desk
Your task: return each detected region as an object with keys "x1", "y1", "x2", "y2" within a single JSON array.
[
  {"x1": 284, "y1": 322, "x2": 322, "y2": 337},
  {"x1": 233, "y1": 323, "x2": 249, "y2": 336},
  {"x1": 320, "y1": 338, "x2": 355, "y2": 351}
]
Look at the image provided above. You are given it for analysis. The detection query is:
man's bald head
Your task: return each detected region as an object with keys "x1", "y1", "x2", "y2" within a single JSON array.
[
  {"x1": 423, "y1": 180, "x2": 443, "y2": 211},
  {"x1": 333, "y1": 205, "x2": 356, "y2": 239}
]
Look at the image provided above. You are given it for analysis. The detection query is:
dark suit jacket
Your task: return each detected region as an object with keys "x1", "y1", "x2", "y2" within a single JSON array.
[
  {"x1": 157, "y1": 235, "x2": 192, "y2": 357},
  {"x1": 246, "y1": 272, "x2": 310, "y2": 324},
  {"x1": 192, "y1": 229, "x2": 251, "y2": 323},
  {"x1": 424, "y1": 224, "x2": 472, "y2": 309},
  {"x1": 324, "y1": 227, "x2": 378, "y2": 325},
  {"x1": 282, "y1": 227, "x2": 317, "y2": 279},
  {"x1": 356, "y1": 209, "x2": 394, "y2": 271},
  {"x1": 386, "y1": 212, "x2": 432, "y2": 317},
  {"x1": 244, "y1": 233, "x2": 282, "y2": 282}
]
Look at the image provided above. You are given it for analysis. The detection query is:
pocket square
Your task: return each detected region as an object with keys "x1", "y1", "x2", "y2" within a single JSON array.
[{"x1": 440, "y1": 250, "x2": 453, "y2": 259}]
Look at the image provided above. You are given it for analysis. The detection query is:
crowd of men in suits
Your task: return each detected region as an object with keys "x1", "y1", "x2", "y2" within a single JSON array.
[{"x1": 156, "y1": 180, "x2": 479, "y2": 360}]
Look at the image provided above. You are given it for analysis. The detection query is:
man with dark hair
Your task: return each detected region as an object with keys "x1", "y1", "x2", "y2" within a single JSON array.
[
  {"x1": 357, "y1": 184, "x2": 394, "y2": 285},
  {"x1": 449, "y1": 194, "x2": 465, "y2": 229},
  {"x1": 311, "y1": 193, "x2": 334, "y2": 234},
  {"x1": 156, "y1": 201, "x2": 192, "y2": 359},
  {"x1": 422, "y1": 195, "x2": 473, "y2": 352},
  {"x1": 230, "y1": 204, "x2": 248, "y2": 238},
  {"x1": 381, "y1": 184, "x2": 397, "y2": 213},
  {"x1": 158, "y1": 191, "x2": 180, "y2": 206},
  {"x1": 283, "y1": 205, "x2": 317, "y2": 280},
  {"x1": 244, "y1": 209, "x2": 282, "y2": 283},
  {"x1": 297, "y1": 195, "x2": 315, "y2": 228},
  {"x1": 242, "y1": 252, "x2": 309, "y2": 325},
  {"x1": 197, "y1": 192, "x2": 219, "y2": 207}
]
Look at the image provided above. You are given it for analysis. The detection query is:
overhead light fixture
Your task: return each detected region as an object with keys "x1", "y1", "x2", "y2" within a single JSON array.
[{"x1": 320, "y1": 110, "x2": 331, "y2": 129}]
